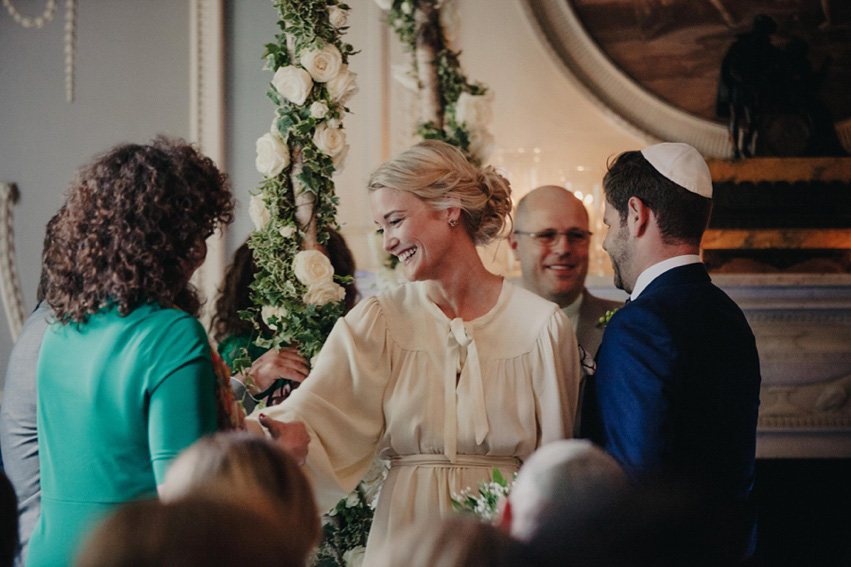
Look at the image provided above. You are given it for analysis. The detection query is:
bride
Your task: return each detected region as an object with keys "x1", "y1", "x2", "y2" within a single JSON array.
[{"x1": 251, "y1": 140, "x2": 580, "y2": 562}]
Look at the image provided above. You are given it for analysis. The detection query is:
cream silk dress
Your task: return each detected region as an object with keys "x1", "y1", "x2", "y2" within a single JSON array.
[{"x1": 254, "y1": 279, "x2": 580, "y2": 562}]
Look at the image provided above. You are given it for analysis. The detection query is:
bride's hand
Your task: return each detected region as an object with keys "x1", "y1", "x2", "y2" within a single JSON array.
[
  {"x1": 258, "y1": 414, "x2": 310, "y2": 466},
  {"x1": 245, "y1": 346, "x2": 310, "y2": 393}
]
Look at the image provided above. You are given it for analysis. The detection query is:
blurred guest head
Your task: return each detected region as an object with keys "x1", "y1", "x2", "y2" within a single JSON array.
[
  {"x1": 75, "y1": 495, "x2": 304, "y2": 567},
  {"x1": 374, "y1": 516, "x2": 530, "y2": 567},
  {"x1": 571, "y1": 478, "x2": 744, "y2": 566},
  {"x1": 43, "y1": 136, "x2": 234, "y2": 322},
  {"x1": 160, "y1": 432, "x2": 319, "y2": 559},
  {"x1": 500, "y1": 439, "x2": 628, "y2": 552}
]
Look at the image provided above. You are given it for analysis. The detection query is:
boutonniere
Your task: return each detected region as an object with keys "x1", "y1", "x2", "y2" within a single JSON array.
[{"x1": 598, "y1": 308, "x2": 620, "y2": 329}]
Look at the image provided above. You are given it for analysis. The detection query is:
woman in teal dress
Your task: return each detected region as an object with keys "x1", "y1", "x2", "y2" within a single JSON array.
[{"x1": 26, "y1": 138, "x2": 234, "y2": 567}]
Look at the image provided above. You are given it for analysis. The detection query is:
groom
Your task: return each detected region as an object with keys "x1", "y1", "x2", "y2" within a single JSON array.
[{"x1": 581, "y1": 143, "x2": 761, "y2": 561}]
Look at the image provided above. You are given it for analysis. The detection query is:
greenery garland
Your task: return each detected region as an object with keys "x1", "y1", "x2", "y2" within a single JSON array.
[
  {"x1": 237, "y1": 2, "x2": 373, "y2": 565},
  {"x1": 377, "y1": 0, "x2": 494, "y2": 166},
  {"x1": 234, "y1": 0, "x2": 356, "y2": 376}
]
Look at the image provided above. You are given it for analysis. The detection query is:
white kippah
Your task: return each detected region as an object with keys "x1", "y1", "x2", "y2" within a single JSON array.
[{"x1": 640, "y1": 143, "x2": 713, "y2": 198}]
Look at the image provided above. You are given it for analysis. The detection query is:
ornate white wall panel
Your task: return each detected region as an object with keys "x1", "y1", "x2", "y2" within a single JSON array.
[
  {"x1": 0, "y1": 183, "x2": 25, "y2": 342},
  {"x1": 189, "y1": 0, "x2": 225, "y2": 325},
  {"x1": 718, "y1": 275, "x2": 851, "y2": 458}
]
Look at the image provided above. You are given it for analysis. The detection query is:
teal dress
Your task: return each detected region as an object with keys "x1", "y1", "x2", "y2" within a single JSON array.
[{"x1": 26, "y1": 304, "x2": 217, "y2": 567}]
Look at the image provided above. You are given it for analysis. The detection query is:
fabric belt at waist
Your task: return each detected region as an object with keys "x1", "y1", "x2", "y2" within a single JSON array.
[{"x1": 390, "y1": 454, "x2": 521, "y2": 469}]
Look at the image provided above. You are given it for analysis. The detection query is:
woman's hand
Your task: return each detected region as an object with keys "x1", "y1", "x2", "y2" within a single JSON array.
[
  {"x1": 258, "y1": 414, "x2": 310, "y2": 466},
  {"x1": 244, "y1": 346, "x2": 310, "y2": 394}
]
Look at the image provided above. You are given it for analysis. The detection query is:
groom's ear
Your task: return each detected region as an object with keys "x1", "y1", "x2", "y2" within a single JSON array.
[{"x1": 626, "y1": 196, "x2": 650, "y2": 238}]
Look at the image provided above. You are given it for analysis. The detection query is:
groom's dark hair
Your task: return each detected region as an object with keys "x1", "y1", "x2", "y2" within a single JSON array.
[{"x1": 603, "y1": 151, "x2": 712, "y2": 247}]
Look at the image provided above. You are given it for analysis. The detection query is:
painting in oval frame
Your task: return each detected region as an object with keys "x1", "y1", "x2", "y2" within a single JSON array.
[{"x1": 520, "y1": 0, "x2": 851, "y2": 158}]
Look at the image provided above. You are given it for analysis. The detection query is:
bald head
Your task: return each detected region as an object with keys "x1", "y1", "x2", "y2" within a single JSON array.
[
  {"x1": 515, "y1": 185, "x2": 589, "y2": 228},
  {"x1": 507, "y1": 440, "x2": 627, "y2": 543},
  {"x1": 510, "y1": 185, "x2": 591, "y2": 308}
]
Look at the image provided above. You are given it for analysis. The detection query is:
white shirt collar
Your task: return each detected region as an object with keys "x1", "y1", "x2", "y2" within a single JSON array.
[{"x1": 630, "y1": 255, "x2": 702, "y2": 301}]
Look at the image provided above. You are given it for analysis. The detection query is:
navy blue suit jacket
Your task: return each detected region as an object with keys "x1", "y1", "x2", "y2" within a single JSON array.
[{"x1": 582, "y1": 264, "x2": 761, "y2": 549}]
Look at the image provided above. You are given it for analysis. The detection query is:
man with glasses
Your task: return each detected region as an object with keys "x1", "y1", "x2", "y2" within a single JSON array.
[{"x1": 509, "y1": 186, "x2": 622, "y2": 359}]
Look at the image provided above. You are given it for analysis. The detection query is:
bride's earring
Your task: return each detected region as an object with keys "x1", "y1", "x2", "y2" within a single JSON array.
[{"x1": 448, "y1": 218, "x2": 458, "y2": 227}]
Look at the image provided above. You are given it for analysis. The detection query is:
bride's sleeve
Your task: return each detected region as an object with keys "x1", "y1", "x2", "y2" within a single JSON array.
[
  {"x1": 532, "y1": 309, "x2": 581, "y2": 444},
  {"x1": 248, "y1": 297, "x2": 390, "y2": 512}
]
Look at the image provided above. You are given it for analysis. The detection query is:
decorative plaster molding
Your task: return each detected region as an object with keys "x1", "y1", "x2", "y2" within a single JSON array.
[
  {"x1": 0, "y1": 183, "x2": 26, "y2": 341},
  {"x1": 705, "y1": 276, "x2": 851, "y2": 456},
  {"x1": 760, "y1": 374, "x2": 851, "y2": 430},
  {"x1": 3, "y1": 0, "x2": 76, "y2": 102},
  {"x1": 519, "y1": 0, "x2": 851, "y2": 159},
  {"x1": 189, "y1": 0, "x2": 225, "y2": 327}
]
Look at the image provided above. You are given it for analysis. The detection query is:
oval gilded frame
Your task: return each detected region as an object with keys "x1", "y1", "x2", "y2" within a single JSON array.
[{"x1": 519, "y1": 0, "x2": 851, "y2": 159}]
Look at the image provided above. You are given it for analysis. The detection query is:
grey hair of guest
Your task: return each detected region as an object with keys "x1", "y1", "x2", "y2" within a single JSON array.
[{"x1": 503, "y1": 439, "x2": 628, "y2": 543}]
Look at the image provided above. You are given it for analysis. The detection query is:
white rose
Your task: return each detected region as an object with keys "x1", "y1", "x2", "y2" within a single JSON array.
[
  {"x1": 326, "y1": 66, "x2": 358, "y2": 103},
  {"x1": 293, "y1": 250, "x2": 334, "y2": 286},
  {"x1": 401, "y1": 1, "x2": 412, "y2": 15},
  {"x1": 326, "y1": 118, "x2": 341, "y2": 129},
  {"x1": 469, "y1": 128, "x2": 495, "y2": 162},
  {"x1": 271, "y1": 65, "x2": 313, "y2": 106},
  {"x1": 391, "y1": 63, "x2": 419, "y2": 92},
  {"x1": 301, "y1": 44, "x2": 343, "y2": 83},
  {"x1": 345, "y1": 492, "x2": 360, "y2": 508},
  {"x1": 279, "y1": 225, "x2": 296, "y2": 238},
  {"x1": 255, "y1": 132, "x2": 290, "y2": 177},
  {"x1": 455, "y1": 92, "x2": 493, "y2": 128},
  {"x1": 261, "y1": 305, "x2": 288, "y2": 331},
  {"x1": 343, "y1": 546, "x2": 366, "y2": 567},
  {"x1": 313, "y1": 123, "x2": 347, "y2": 158},
  {"x1": 309, "y1": 101, "x2": 329, "y2": 119},
  {"x1": 303, "y1": 280, "x2": 346, "y2": 306},
  {"x1": 329, "y1": 5, "x2": 348, "y2": 28},
  {"x1": 248, "y1": 194, "x2": 271, "y2": 231},
  {"x1": 373, "y1": 0, "x2": 392, "y2": 10}
]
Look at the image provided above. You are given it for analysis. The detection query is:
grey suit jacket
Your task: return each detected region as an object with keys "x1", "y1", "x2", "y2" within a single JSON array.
[
  {"x1": 570, "y1": 289, "x2": 623, "y2": 437},
  {"x1": 573, "y1": 289, "x2": 623, "y2": 358},
  {"x1": 0, "y1": 302, "x2": 50, "y2": 566}
]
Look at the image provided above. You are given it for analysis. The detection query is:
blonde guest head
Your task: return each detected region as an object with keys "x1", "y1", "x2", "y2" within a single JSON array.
[
  {"x1": 373, "y1": 516, "x2": 529, "y2": 567},
  {"x1": 367, "y1": 140, "x2": 513, "y2": 246},
  {"x1": 75, "y1": 496, "x2": 307, "y2": 567},
  {"x1": 161, "y1": 432, "x2": 320, "y2": 557}
]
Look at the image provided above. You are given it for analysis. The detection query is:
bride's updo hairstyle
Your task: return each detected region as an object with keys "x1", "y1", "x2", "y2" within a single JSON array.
[{"x1": 367, "y1": 140, "x2": 512, "y2": 245}]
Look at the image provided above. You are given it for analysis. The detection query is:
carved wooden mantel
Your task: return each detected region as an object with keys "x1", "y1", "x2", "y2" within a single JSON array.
[{"x1": 702, "y1": 157, "x2": 851, "y2": 274}]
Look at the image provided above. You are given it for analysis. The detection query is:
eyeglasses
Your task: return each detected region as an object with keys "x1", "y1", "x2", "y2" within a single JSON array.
[{"x1": 513, "y1": 229, "x2": 592, "y2": 247}]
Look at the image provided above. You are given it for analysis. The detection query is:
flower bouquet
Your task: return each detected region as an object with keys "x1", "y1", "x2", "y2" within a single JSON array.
[{"x1": 451, "y1": 467, "x2": 515, "y2": 524}]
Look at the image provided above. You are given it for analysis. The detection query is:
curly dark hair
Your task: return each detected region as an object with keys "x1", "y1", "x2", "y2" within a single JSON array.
[
  {"x1": 210, "y1": 241, "x2": 259, "y2": 343},
  {"x1": 211, "y1": 230, "x2": 358, "y2": 343},
  {"x1": 44, "y1": 136, "x2": 234, "y2": 323}
]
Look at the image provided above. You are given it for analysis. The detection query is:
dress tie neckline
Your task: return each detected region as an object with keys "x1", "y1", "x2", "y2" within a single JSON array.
[{"x1": 443, "y1": 318, "x2": 489, "y2": 462}]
